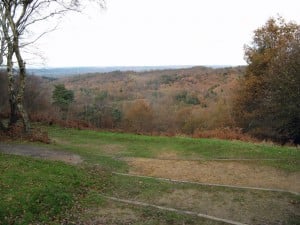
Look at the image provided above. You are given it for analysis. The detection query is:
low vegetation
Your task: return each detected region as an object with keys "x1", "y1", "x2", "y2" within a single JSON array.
[
  {"x1": 0, "y1": 126, "x2": 299, "y2": 224},
  {"x1": 47, "y1": 126, "x2": 299, "y2": 172},
  {"x1": 0, "y1": 153, "x2": 108, "y2": 224}
]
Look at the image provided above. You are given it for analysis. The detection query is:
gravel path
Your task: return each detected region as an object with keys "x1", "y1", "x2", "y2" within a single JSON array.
[{"x1": 0, "y1": 143, "x2": 83, "y2": 164}]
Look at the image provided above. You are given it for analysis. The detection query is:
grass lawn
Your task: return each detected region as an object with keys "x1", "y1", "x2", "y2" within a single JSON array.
[
  {"x1": 47, "y1": 126, "x2": 300, "y2": 172},
  {"x1": 1, "y1": 125, "x2": 299, "y2": 224},
  {"x1": 0, "y1": 153, "x2": 109, "y2": 225}
]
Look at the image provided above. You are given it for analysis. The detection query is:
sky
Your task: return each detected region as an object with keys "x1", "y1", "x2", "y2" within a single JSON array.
[{"x1": 27, "y1": 0, "x2": 300, "y2": 68}]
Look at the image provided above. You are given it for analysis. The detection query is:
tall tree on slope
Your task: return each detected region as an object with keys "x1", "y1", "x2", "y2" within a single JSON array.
[{"x1": 233, "y1": 17, "x2": 300, "y2": 144}]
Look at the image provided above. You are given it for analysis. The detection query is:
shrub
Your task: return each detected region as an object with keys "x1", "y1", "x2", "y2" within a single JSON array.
[
  {"x1": 123, "y1": 99, "x2": 154, "y2": 132},
  {"x1": 193, "y1": 127, "x2": 255, "y2": 142},
  {"x1": 175, "y1": 91, "x2": 200, "y2": 105}
]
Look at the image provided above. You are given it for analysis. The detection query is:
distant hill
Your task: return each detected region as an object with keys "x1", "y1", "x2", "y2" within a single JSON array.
[
  {"x1": 48, "y1": 66, "x2": 245, "y2": 133},
  {"x1": 27, "y1": 65, "x2": 235, "y2": 77},
  {"x1": 59, "y1": 66, "x2": 245, "y2": 95}
]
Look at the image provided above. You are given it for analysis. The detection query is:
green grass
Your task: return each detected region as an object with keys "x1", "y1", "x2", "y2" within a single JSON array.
[
  {"x1": 0, "y1": 153, "x2": 108, "y2": 225},
  {"x1": 1, "y1": 125, "x2": 299, "y2": 224},
  {"x1": 47, "y1": 126, "x2": 300, "y2": 172},
  {"x1": 0, "y1": 152, "x2": 219, "y2": 225}
]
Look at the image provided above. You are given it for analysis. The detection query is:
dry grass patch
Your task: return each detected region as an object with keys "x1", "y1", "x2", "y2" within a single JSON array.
[
  {"x1": 156, "y1": 189, "x2": 299, "y2": 225},
  {"x1": 80, "y1": 201, "x2": 215, "y2": 225},
  {"x1": 82, "y1": 203, "x2": 139, "y2": 225},
  {"x1": 157, "y1": 151, "x2": 181, "y2": 159},
  {"x1": 100, "y1": 144, "x2": 124, "y2": 155},
  {"x1": 127, "y1": 158, "x2": 300, "y2": 192}
]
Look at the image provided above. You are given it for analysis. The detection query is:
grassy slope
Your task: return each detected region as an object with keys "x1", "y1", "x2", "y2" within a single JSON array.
[
  {"x1": 48, "y1": 126, "x2": 300, "y2": 172},
  {"x1": 1, "y1": 126, "x2": 299, "y2": 224}
]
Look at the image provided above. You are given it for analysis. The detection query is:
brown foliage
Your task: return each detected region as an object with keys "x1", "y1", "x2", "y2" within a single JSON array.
[
  {"x1": 123, "y1": 99, "x2": 154, "y2": 133},
  {"x1": 233, "y1": 16, "x2": 300, "y2": 144},
  {"x1": 0, "y1": 73, "x2": 53, "y2": 125},
  {"x1": 0, "y1": 124, "x2": 50, "y2": 144},
  {"x1": 24, "y1": 76, "x2": 52, "y2": 114},
  {"x1": 48, "y1": 66, "x2": 244, "y2": 138},
  {"x1": 193, "y1": 128, "x2": 255, "y2": 142}
]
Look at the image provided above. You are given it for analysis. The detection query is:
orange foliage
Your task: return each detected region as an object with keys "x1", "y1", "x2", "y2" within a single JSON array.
[
  {"x1": 193, "y1": 128, "x2": 256, "y2": 142},
  {"x1": 123, "y1": 99, "x2": 154, "y2": 133}
]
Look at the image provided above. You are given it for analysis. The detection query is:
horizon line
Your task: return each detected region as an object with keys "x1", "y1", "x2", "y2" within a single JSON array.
[{"x1": 27, "y1": 64, "x2": 246, "y2": 69}]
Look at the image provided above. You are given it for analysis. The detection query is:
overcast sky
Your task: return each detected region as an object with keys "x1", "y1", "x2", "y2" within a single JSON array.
[{"x1": 29, "y1": 0, "x2": 300, "y2": 68}]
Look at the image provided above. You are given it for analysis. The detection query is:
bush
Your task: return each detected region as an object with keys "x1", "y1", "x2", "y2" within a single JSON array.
[
  {"x1": 193, "y1": 128, "x2": 255, "y2": 142},
  {"x1": 123, "y1": 100, "x2": 154, "y2": 132}
]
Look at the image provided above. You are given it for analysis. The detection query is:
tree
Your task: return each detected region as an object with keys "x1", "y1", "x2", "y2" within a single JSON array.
[
  {"x1": 233, "y1": 17, "x2": 300, "y2": 144},
  {"x1": 0, "y1": 0, "x2": 104, "y2": 133},
  {"x1": 124, "y1": 100, "x2": 154, "y2": 133},
  {"x1": 0, "y1": 71, "x2": 8, "y2": 130},
  {"x1": 52, "y1": 84, "x2": 74, "y2": 113},
  {"x1": 0, "y1": 1, "x2": 31, "y2": 132}
]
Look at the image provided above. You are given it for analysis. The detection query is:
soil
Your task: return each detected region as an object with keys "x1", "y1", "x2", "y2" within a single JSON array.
[
  {"x1": 125, "y1": 157, "x2": 300, "y2": 193},
  {"x1": 0, "y1": 143, "x2": 83, "y2": 164}
]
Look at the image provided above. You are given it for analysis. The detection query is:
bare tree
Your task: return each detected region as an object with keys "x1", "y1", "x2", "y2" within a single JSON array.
[{"x1": 0, "y1": 0, "x2": 105, "y2": 133}]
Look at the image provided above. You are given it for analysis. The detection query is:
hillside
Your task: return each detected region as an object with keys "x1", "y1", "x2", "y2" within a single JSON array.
[
  {"x1": 61, "y1": 66, "x2": 242, "y2": 103},
  {"x1": 51, "y1": 66, "x2": 245, "y2": 134}
]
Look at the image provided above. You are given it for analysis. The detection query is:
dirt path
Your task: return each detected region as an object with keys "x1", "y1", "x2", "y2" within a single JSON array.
[
  {"x1": 125, "y1": 157, "x2": 300, "y2": 193},
  {"x1": 0, "y1": 143, "x2": 83, "y2": 164}
]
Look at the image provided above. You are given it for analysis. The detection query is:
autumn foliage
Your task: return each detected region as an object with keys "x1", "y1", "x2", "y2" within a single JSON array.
[
  {"x1": 233, "y1": 17, "x2": 300, "y2": 144},
  {"x1": 1, "y1": 17, "x2": 298, "y2": 144}
]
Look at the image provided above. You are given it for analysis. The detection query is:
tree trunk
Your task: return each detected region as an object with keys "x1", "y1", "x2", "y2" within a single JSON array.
[
  {"x1": 9, "y1": 96, "x2": 18, "y2": 126},
  {"x1": 6, "y1": 48, "x2": 19, "y2": 127},
  {"x1": 14, "y1": 39, "x2": 30, "y2": 133},
  {"x1": 1, "y1": 4, "x2": 30, "y2": 133},
  {"x1": 0, "y1": 36, "x2": 4, "y2": 65}
]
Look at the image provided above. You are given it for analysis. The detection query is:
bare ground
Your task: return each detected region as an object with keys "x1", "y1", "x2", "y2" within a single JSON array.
[
  {"x1": 0, "y1": 143, "x2": 83, "y2": 164},
  {"x1": 125, "y1": 157, "x2": 300, "y2": 193}
]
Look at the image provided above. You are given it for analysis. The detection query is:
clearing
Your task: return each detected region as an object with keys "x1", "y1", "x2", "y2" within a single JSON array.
[{"x1": 0, "y1": 126, "x2": 299, "y2": 225}]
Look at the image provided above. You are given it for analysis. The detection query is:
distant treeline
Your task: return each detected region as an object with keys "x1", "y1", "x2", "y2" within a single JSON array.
[{"x1": 27, "y1": 65, "x2": 205, "y2": 78}]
